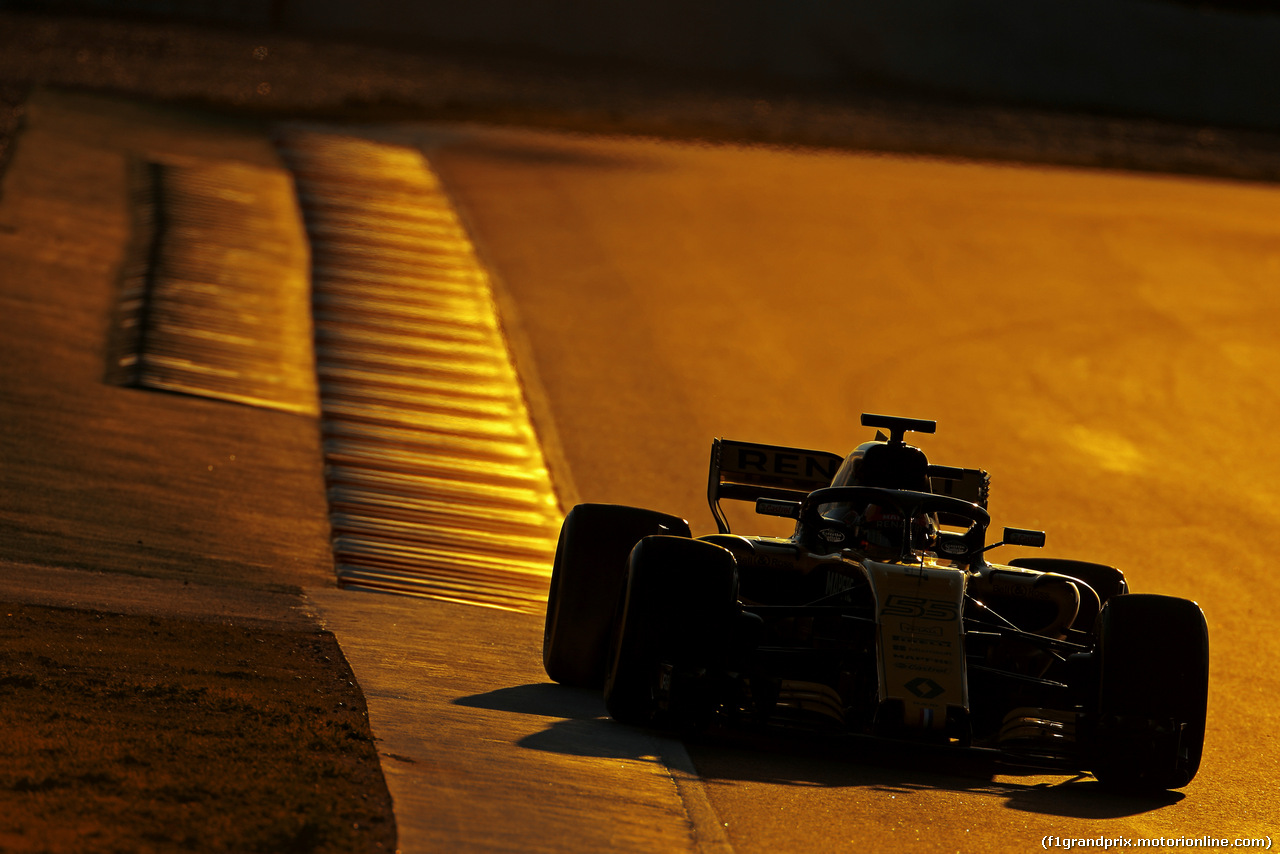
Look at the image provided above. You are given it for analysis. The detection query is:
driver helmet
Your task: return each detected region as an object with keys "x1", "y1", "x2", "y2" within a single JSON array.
[{"x1": 855, "y1": 502, "x2": 902, "y2": 557}]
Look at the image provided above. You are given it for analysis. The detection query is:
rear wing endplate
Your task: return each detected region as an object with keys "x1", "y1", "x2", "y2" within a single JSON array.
[
  {"x1": 708, "y1": 438, "x2": 845, "y2": 534},
  {"x1": 927, "y1": 465, "x2": 991, "y2": 514}
]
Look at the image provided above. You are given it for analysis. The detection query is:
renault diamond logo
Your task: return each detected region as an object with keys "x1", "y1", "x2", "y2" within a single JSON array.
[{"x1": 905, "y1": 677, "x2": 944, "y2": 699}]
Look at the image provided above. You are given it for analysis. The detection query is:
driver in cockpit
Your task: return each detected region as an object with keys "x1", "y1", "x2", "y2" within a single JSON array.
[
  {"x1": 823, "y1": 436, "x2": 939, "y2": 558},
  {"x1": 850, "y1": 502, "x2": 938, "y2": 557}
]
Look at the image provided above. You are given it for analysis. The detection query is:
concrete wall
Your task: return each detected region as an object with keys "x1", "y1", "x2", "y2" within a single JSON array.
[{"x1": 16, "y1": 0, "x2": 1280, "y2": 130}]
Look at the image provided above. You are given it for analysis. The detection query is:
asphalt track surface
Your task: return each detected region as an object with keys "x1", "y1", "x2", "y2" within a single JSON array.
[
  {"x1": 405, "y1": 123, "x2": 1280, "y2": 850},
  {"x1": 6, "y1": 83, "x2": 1280, "y2": 854}
]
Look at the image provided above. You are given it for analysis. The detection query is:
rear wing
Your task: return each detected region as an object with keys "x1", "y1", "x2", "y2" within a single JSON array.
[
  {"x1": 708, "y1": 438, "x2": 844, "y2": 534},
  {"x1": 927, "y1": 465, "x2": 992, "y2": 524},
  {"x1": 708, "y1": 438, "x2": 992, "y2": 534}
]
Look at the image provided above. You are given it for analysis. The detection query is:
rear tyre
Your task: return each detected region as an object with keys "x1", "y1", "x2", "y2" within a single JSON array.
[
  {"x1": 1090, "y1": 594, "x2": 1209, "y2": 790},
  {"x1": 543, "y1": 504, "x2": 690, "y2": 687},
  {"x1": 604, "y1": 536, "x2": 738, "y2": 729}
]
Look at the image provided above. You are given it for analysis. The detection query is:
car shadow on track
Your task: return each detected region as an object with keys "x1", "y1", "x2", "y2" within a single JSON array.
[
  {"x1": 455, "y1": 682, "x2": 671, "y2": 762},
  {"x1": 454, "y1": 682, "x2": 1186, "y2": 818},
  {"x1": 682, "y1": 726, "x2": 1185, "y2": 819}
]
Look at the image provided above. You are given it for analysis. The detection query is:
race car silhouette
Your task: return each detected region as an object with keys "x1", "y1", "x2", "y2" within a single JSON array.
[{"x1": 543, "y1": 414, "x2": 1209, "y2": 790}]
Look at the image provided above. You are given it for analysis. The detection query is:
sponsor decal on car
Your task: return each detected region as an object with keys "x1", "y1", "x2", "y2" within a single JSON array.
[{"x1": 865, "y1": 561, "x2": 969, "y2": 729}]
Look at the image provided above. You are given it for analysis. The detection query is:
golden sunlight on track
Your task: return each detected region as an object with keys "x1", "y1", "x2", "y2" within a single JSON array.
[
  {"x1": 277, "y1": 131, "x2": 560, "y2": 612},
  {"x1": 418, "y1": 125, "x2": 1280, "y2": 852}
]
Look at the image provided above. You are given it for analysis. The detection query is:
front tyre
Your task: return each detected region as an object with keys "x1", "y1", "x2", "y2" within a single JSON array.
[
  {"x1": 1090, "y1": 594, "x2": 1209, "y2": 790},
  {"x1": 604, "y1": 536, "x2": 738, "y2": 729},
  {"x1": 543, "y1": 504, "x2": 690, "y2": 687}
]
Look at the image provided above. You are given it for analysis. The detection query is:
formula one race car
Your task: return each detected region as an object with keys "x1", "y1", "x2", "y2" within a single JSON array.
[{"x1": 542, "y1": 414, "x2": 1210, "y2": 791}]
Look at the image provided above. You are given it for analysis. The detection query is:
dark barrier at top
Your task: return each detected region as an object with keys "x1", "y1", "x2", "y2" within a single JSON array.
[{"x1": 11, "y1": 0, "x2": 1280, "y2": 131}]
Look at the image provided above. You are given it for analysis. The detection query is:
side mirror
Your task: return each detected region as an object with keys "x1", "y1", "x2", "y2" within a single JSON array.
[
  {"x1": 1001, "y1": 527, "x2": 1046, "y2": 548},
  {"x1": 755, "y1": 498, "x2": 801, "y2": 520}
]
